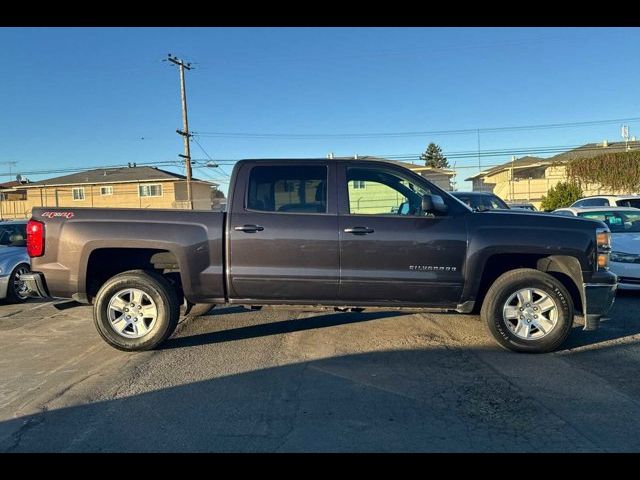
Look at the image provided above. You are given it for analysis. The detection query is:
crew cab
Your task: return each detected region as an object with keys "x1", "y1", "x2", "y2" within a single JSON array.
[{"x1": 22, "y1": 159, "x2": 617, "y2": 353}]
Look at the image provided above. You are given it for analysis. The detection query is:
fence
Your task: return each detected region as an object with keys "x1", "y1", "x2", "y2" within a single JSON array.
[{"x1": 0, "y1": 200, "x2": 30, "y2": 220}]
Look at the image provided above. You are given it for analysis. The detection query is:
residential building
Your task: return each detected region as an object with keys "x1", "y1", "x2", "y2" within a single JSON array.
[
  {"x1": 1, "y1": 165, "x2": 221, "y2": 219},
  {"x1": 0, "y1": 180, "x2": 29, "y2": 219},
  {"x1": 466, "y1": 141, "x2": 640, "y2": 209}
]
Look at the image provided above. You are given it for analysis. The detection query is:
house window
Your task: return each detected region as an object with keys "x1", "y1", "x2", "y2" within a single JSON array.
[
  {"x1": 72, "y1": 187, "x2": 85, "y2": 201},
  {"x1": 353, "y1": 180, "x2": 366, "y2": 189},
  {"x1": 139, "y1": 184, "x2": 163, "y2": 197},
  {"x1": 100, "y1": 186, "x2": 113, "y2": 196}
]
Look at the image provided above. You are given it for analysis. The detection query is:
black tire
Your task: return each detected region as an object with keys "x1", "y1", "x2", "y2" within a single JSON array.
[
  {"x1": 481, "y1": 268, "x2": 574, "y2": 353},
  {"x1": 93, "y1": 270, "x2": 180, "y2": 351},
  {"x1": 7, "y1": 263, "x2": 30, "y2": 304},
  {"x1": 183, "y1": 303, "x2": 216, "y2": 321}
]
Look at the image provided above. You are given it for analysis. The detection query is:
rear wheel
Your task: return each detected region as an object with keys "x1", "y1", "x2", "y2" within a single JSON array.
[
  {"x1": 7, "y1": 263, "x2": 30, "y2": 303},
  {"x1": 93, "y1": 270, "x2": 180, "y2": 351},
  {"x1": 481, "y1": 268, "x2": 574, "y2": 353}
]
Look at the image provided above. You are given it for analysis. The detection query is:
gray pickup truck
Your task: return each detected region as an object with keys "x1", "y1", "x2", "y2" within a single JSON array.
[{"x1": 23, "y1": 158, "x2": 617, "y2": 353}]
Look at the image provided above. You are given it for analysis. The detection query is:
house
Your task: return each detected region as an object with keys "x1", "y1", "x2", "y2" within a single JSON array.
[
  {"x1": 2, "y1": 165, "x2": 221, "y2": 219},
  {"x1": 393, "y1": 162, "x2": 455, "y2": 192},
  {"x1": 0, "y1": 181, "x2": 28, "y2": 201},
  {"x1": 0, "y1": 180, "x2": 29, "y2": 219},
  {"x1": 466, "y1": 141, "x2": 640, "y2": 209}
]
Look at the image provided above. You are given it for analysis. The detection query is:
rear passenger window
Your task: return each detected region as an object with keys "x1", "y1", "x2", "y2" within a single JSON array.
[
  {"x1": 581, "y1": 198, "x2": 608, "y2": 207},
  {"x1": 247, "y1": 166, "x2": 327, "y2": 213}
]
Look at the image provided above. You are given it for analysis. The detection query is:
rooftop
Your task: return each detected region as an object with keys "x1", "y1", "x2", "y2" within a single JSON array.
[
  {"x1": 23, "y1": 166, "x2": 218, "y2": 188},
  {"x1": 466, "y1": 140, "x2": 640, "y2": 181}
]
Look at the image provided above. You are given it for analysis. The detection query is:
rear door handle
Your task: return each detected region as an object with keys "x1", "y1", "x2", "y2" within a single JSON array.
[
  {"x1": 234, "y1": 224, "x2": 264, "y2": 233},
  {"x1": 344, "y1": 226, "x2": 375, "y2": 235}
]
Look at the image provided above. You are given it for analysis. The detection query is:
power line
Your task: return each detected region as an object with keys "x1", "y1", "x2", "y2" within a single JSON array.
[
  {"x1": 192, "y1": 116, "x2": 640, "y2": 139},
  {"x1": 3, "y1": 141, "x2": 638, "y2": 179},
  {"x1": 191, "y1": 137, "x2": 231, "y2": 178}
]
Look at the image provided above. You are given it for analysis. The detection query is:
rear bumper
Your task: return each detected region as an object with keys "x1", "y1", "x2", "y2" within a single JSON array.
[
  {"x1": 582, "y1": 271, "x2": 618, "y2": 330},
  {"x1": 19, "y1": 272, "x2": 51, "y2": 299}
]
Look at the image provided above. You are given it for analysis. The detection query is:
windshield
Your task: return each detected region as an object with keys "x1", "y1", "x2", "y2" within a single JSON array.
[
  {"x1": 578, "y1": 210, "x2": 640, "y2": 233},
  {"x1": 616, "y1": 198, "x2": 640, "y2": 209},
  {"x1": 453, "y1": 194, "x2": 509, "y2": 210},
  {"x1": 0, "y1": 223, "x2": 26, "y2": 247}
]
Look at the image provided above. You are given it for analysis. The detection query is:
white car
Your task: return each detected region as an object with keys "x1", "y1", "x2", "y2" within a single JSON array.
[
  {"x1": 553, "y1": 207, "x2": 640, "y2": 290},
  {"x1": 570, "y1": 195, "x2": 640, "y2": 209}
]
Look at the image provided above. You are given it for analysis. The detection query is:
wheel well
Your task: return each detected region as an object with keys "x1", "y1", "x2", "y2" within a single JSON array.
[
  {"x1": 86, "y1": 248, "x2": 183, "y2": 303},
  {"x1": 475, "y1": 254, "x2": 583, "y2": 314}
]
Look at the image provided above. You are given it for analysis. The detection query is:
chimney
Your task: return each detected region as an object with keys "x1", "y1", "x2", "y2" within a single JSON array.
[{"x1": 354, "y1": 154, "x2": 358, "y2": 159}]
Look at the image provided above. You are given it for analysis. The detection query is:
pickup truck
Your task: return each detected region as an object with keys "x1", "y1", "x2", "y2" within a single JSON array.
[{"x1": 22, "y1": 158, "x2": 617, "y2": 353}]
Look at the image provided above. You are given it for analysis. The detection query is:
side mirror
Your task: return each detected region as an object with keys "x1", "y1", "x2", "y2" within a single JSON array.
[{"x1": 422, "y1": 194, "x2": 448, "y2": 214}]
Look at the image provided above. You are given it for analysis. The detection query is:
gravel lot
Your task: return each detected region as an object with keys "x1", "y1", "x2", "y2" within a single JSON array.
[{"x1": 0, "y1": 292, "x2": 639, "y2": 452}]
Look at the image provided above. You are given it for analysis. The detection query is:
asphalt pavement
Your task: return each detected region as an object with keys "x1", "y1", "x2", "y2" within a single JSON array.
[{"x1": 0, "y1": 292, "x2": 639, "y2": 452}]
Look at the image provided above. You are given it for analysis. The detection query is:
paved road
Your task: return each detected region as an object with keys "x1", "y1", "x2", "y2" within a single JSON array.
[{"x1": 0, "y1": 292, "x2": 639, "y2": 452}]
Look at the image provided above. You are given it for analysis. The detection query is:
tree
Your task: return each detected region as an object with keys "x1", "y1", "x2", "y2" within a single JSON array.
[
  {"x1": 420, "y1": 143, "x2": 449, "y2": 169},
  {"x1": 540, "y1": 181, "x2": 583, "y2": 211}
]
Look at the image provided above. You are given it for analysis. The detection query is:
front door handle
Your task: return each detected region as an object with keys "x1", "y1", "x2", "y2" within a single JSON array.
[
  {"x1": 234, "y1": 224, "x2": 264, "y2": 233},
  {"x1": 344, "y1": 226, "x2": 375, "y2": 235}
]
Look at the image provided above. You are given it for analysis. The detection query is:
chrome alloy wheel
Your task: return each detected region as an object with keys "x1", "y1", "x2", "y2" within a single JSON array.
[
  {"x1": 502, "y1": 288, "x2": 559, "y2": 340},
  {"x1": 107, "y1": 288, "x2": 158, "y2": 339},
  {"x1": 12, "y1": 265, "x2": 30, "y2": 300}
]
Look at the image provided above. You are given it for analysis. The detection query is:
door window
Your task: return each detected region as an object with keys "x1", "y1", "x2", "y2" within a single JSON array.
[
  {"x1": 346, "y1": 167, "x2": 432, "y2": 216},
  {"x1": 247, "y1": 166, "x2": 327, "y2": 214}
]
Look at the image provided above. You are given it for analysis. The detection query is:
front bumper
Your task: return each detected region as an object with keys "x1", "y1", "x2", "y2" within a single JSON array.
[
  {"x1": 0, "y1": 274, "x2": 10, "y2": 299},
  {"x1": 610, "y1": 262, "x2": 640, "y2": 290},
  {"x1": 19, "y1": 272, "x2": 50, "y2": 299},
  {"x1": 582, "y1": 271, "x2": 618, "y2": 330}
]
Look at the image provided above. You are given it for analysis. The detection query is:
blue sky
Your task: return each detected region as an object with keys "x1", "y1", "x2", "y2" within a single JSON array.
[{"x1": 1, "y1": 27, "x2": 640, "y2": 193}]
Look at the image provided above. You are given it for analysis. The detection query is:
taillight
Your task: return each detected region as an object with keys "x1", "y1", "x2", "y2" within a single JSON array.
[{"x1": 26, "y1": 219, "x2": 45, "y2": 257}]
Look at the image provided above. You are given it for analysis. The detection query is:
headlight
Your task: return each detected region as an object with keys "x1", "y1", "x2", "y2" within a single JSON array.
[{"x1": 610, "y1": 251, "x2": 640, "y2": 264}]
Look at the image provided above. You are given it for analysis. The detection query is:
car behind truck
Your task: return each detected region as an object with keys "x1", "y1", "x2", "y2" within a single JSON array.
[{"x1": 22, "y1": 158, "x2": 617, "y2": 353}]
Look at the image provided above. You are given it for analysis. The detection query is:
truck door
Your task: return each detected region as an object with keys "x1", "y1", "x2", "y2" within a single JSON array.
[
  {"x1": 337, "y1": 163, "x2": 468, "y2": 306},
  {"x1": 227, "y1": 162, "x2": 339, "y2": 302}
]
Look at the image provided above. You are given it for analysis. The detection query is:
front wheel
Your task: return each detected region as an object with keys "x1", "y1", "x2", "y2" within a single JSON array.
[
  {"x1": 93, "y1": 270, "x2": 180, "y2": 351},
  {"x1": 481, "y1": 268, "x2": 574, "y2": 353},
  {"x1": 7, "y1": 263, "x2": 31, "y2": 303}
]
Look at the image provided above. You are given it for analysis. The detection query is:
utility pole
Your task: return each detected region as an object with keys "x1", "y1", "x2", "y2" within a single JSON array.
[
  {"x1": 0, "y1": 161, "x2": 17, "y2": 182},
  {"x1": 476, "y1": 129, "x2": 482, "y2": 173},
  {"x1": 167, "y1": 54, "x2": 194, "y2": 210}
]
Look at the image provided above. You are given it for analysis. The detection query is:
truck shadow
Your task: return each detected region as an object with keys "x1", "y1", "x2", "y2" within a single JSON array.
[
  {"x1": 563, "y1": 291, "x2": 640, "y2": 350},
  {"x1": 163, "y1": 310, "x2": 407, "y2": 350},
  {"x1": 4, "y1": 341, "x2": 640, "y2": 452}
]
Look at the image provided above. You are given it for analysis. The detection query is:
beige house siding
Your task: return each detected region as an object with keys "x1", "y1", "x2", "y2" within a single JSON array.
[
  {"x1": 474, "y1": 163, "x2": 637, "y2": 209},
  {"x1": 24, "y1": 182, "x2": 178, "y2": 212},
  {"x1": 0, "y1": 180, "x2": 218, "y2": 219},
  {"x1": 418, "y1": 171, "x2": 453, "y2": 191}
]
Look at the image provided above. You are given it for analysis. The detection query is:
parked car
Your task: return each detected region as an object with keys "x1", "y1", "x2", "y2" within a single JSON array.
[
  {"x1": 508, "y1": 203, "x2": 537, "y2": 211},
  {"x1": 0, "y1": 220, "x2": 31, "y2": 303},
  {"x1": 450, "y1": 191, "x2": 510, "y2": 211},
  {"x1": 570, "y1": 195, "x2": 640, "y2": 209},
  {"x1": 552, "y1": 207, "x2": 640, "y2": 290},
  {"x1": 22, "y1": 158, "x2": 616, "y2": 353}
]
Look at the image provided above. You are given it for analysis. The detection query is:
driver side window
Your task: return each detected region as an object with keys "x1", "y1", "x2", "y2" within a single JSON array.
[{"x1": 346, "y1": 167, "x2": 431, "y2": 216}]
